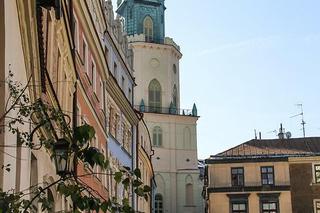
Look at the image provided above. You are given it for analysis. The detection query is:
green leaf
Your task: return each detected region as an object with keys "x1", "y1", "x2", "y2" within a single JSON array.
[
  {"x1": 122, "y1": 178, "x2": 130, "y2": 190},
  {"x1": 83, "y1": 147, "x2": 100, "y2": 168},
  {"x1": 133, "y1": 168, "x2": 141, "y2": 179},
  {"x1": 74, "y1": 124, "x2": 95, "y2": 145},
  {"x1": 133, "y1": 179, "x2": 142, "y2": 187},
  {"x1": 143, "y1": 185, "x2": 152, "y2": 192},
  {"x1": 101, "y1": 201, "x2": 110, "y2": 212},
  {"x1": 114, "y1": 172, "x2": 122, "y2": 183}
]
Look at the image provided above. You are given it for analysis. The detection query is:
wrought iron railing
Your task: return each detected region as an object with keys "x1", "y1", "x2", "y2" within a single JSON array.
[{"x1": 134, "y1": 105, "x2": 196, "y2": 116}]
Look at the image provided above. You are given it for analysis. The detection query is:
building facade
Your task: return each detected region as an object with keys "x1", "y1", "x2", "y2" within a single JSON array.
[
  {"x1": 0, "y1": 0, "x2": 154, "y2": 212},
  {"x1": 204, "y1": 137, "x2": 320, "y2": 213},
  {"x1": 117, "y1": 1, "x2": 204, "y2": 212}
]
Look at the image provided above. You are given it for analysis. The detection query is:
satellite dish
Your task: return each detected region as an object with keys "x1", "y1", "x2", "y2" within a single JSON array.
[{"x1": 286, "y1": 132, "x2": 292, "y2": 139}]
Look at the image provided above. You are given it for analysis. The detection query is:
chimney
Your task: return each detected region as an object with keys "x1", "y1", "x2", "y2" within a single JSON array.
[
  {"x1": 278, "y1": 123, "x2": 285, "y2": 139},
  {"x1": 259, "y1": 132, "x2": 262, "y2": 140}
]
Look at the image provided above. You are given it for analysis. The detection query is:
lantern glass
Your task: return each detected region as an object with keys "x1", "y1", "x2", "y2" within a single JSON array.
[{"x1": 53, "y1": 139, "x2": 70, "y2": 176}]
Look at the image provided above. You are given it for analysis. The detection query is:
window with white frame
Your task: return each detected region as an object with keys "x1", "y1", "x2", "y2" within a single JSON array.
[
  {"x1": 152, "y1": 126, "x2": 162, "y2": 147},
  {"x1": 314, "y1": 164, "x2": 320, "y2": 183},
  {"x1": 99, "y1": 78, "x2": 104, "y2": 106},
  {"x1": 314, "y1": 199, "x2": 320, "y2": 213},
  {"x1": 154, "y1": 194, "x2": 163, "y2": 213},
  {"x1": 82, "y1": 36, "x2": 88, "y2": 73},
  {"x1": 91, "y1": 59, "x2": 96, "y2": 93},
  {"x1": 72, "y1": 14, "x2": 79, "y2": 50}
]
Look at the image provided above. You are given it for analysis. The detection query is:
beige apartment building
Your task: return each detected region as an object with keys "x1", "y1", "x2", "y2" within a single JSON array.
[{"x1": 204, "y1": 137, "x2": 320, "y2": 213}]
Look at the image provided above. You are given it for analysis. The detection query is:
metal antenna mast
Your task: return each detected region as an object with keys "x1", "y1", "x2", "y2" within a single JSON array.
[{"x1": 290, "y1": 104, "x2": 306, "y2": 137}]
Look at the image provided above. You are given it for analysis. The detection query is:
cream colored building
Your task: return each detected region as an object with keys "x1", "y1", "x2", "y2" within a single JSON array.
[
  {"x1": 204, "y1": 137, "x2": 320, "y2": 213},
  {"x1": 116, "y1": 1, "x2": 203, "y2": 212}
]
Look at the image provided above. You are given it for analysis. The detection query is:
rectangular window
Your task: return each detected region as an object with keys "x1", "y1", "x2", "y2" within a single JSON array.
[
  {"x1": 314, "y1": 200, "x2": 320, "y2": 213},
  {"x1": 261, "y1": 201, "x2": 278, "y2": 213},
  {"x1": 82, "y1": 37, "x2": 88, "y2": 73},
  {"x1": 121, "y1": 76, "x2": 125, "y2": 90},
  {"x1": 231, "y1": 202, "x2": 247, "y2": 213},
  {"x1": 105, "y1": 47, "x2": 109, "y2": 66},
  {"x1": 231, "y1": 167, "x2": 244, "y2": 187},
  {"x1": 91, "y1": 60, "x2": 96, "y2": 93},
  {"x1": 100, "y1": 78, "x2": 104, "y2": 106},
  {"x1": 113, "y1": 63, "x2": 118, "y2": 82},
  {"x1": 72, "y1": 14, "x2": 79, "y2": 50},
  {"x1": 315, "y1": 164, "x2": 320, "y2": 183},
  {"x1": 261, "y1": 166, "x2": 274, "y2": 185},
  {"x1": 128, "y1": 88, "x2": 132, "y2": 102}
]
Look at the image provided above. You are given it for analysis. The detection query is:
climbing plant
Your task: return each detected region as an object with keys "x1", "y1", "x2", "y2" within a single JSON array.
[{"x1": 0, "y1": 71, "x2": 151, "y2": 213}]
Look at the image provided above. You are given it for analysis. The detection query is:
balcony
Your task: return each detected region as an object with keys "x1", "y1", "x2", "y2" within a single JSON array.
[{"x1": 134, "y1": 105, "x2": 197, "y2": 117}]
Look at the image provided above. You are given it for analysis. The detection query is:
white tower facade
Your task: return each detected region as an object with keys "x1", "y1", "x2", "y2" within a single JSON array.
[{"x1": 117, "y1": 1, "x2": 204, "y2": 212}]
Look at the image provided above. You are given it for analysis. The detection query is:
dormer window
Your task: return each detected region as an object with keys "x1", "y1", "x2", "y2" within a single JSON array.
[{"x1": 143, "y1": 16, "x2": 153, "y2": 42}]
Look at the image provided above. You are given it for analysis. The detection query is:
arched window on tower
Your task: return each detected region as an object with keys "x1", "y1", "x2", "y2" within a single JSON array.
[
  {"x1": 155, "y1": 193, "x2": 164, "y2": 213},
  {"x1": 185, "y1": 175, "x2": 194, "y2": 206},
  {"x1": 148, "y1": 79, "x2": 161, "y2": 112},
  {"x1": 143, "y1": 16, "x2": 153, "y2": 42},
  {"x1": 173, "y1": 85, "x2": 178, "y2": 108},
  {"x1": 153, "y1": 126, "x2": 163, "y2": 147}
]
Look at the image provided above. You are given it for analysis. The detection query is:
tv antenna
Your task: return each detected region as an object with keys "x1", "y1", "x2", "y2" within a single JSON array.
[{"x1": 290, "y1": 104, "x2": 306, "y2": 137}]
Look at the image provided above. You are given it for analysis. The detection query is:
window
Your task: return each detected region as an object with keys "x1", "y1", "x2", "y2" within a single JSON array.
[
  {"x1": 143, "y1": 16, "x2": 153, "y2": 42},
  {"x1": 314, "y1": 200, "x2": 320, "y2": 213},
  {"x1": 128, "y1": 88, "x2": 132, "y2": 102},
  {"x1": 104, "y1": 47, "x2": 109, "y2": 66},
  {"x1": 173, "y1": 64, "x2": 177, "y2": 74},
  {"x1": 231, "y1": 167, "x2": 244, "y2": 187},
  {"x1": 113, "y1": 63, "x2": 118, "y2": 82},
  {"x1": 261, "y1": 166, "x2": 274, "y2": 185},
  {"x1": 315, "y1": 164, "x2": 320, "y2": 183},
  {"x1": 72, "y1": 14, "x2": 79, "y2": 50},
  {"x1": 231, "y1": 202, "x2": 247, "y2": 213},
  {"x1": 148, "y1": 79, "x2": 162, "y2": 112},
  {"x1": 172, "y1": 85, "x2": 177, "y2": 107},
  {"x1": 152, "y1": 126, "x2": 162, "y2": 147},
  {"x1": 121, "y1": 76, "x2": 125, "y2": 90},
  {"x1": 154, "y1": 194, "x2": 163, "y2": 213},
  {"x1": 82, "y1": 36, "x2": 88, "y2": 73},
  {"x1": 186, "y1": 183, "x2": 193, "y2": 205},
  {"x1": 261, "y1": 201, "x2": 278, "y2": 213},
  {"x1": 228, "y1": 194, "x2": 249, "y2": 213},
  {"x1": 259, "y1": 193, "x2": 279, "y2": 213},
  {"x1": 91, "y1": 60, "x2": 96, "y2": 93}
]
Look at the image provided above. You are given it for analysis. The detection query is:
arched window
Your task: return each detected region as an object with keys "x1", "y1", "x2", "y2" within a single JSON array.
[
  {"x1": 148, "y1": 79, "x2": 162, "y2": 112},
  {"x1": 143, "y1": 16, "x2": 153, "y2": 42},
  {"x1": 173, "y1": 85, "x2": 177, "y2": 107},
  {"x1": 155, "y1": 193, "x2": 163, "y2": 213},
  {"x1": 186, "y1": 183, "x2": 194, "y2": 205},
  {"x1": 185, "y1": 175, "x2": 194, "y2": 205},
  {"x1": 153, "y1": 126, "x2": 162, "y2": 147},
  {"x1": 173, "y1": 64, "x2": 177, "y2": 74}
]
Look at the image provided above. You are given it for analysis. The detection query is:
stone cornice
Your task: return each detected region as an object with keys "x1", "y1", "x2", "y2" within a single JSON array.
[
  {"x1": 207, "y1": 185, "x2": 291, "y2": 193},
  {"x1": 129, "y1": 41, "x2": 182, "y2": 59}
]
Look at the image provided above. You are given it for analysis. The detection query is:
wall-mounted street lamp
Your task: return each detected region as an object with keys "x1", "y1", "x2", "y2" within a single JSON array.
[{"x1": 53, "y1": 138, "x2": 74, "y2": 177}]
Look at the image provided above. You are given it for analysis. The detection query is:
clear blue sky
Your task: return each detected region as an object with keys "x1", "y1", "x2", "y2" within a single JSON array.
[{"x1": 114, "y1": 0, "x2": 320, "y2": 159}]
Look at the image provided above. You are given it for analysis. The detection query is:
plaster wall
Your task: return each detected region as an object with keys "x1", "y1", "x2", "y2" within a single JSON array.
[
  {"x1": 144, "y1": 113, "x2": 203, "y2": 213},
  {"x1": 2, "y1": 0, "x2": 30, "y2": 193},
  {"x1": 208, "y1": 161, "x2": 291, "y2": 188},
  {"x1": 209, "y1": 191, "x2": 292, "y2": 213},
  {"x1": 130, "y1": 43, "x2": 181, "y2": 109},
  {"x1": 0, "y1": 0, "x2": 5, "y2": 188}
]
